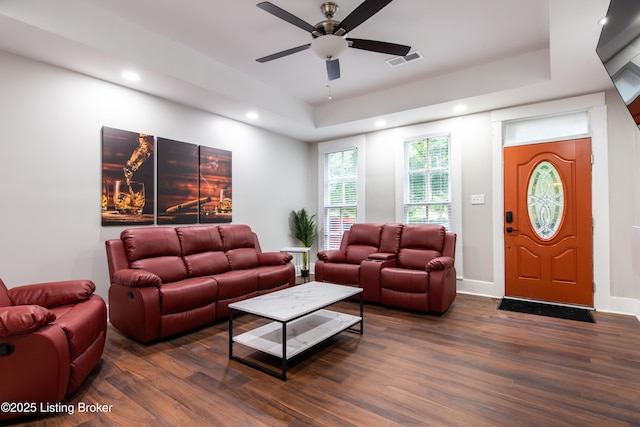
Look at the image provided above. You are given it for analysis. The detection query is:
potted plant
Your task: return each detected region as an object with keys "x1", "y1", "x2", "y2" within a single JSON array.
[{"x1": 290, "y1": 208, "x2": 317, "y2": 278}]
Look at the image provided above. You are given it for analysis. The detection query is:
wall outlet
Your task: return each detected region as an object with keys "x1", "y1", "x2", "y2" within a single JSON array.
[{"x1": 471, "y1": 194, "x2": 485, "y2": 205}]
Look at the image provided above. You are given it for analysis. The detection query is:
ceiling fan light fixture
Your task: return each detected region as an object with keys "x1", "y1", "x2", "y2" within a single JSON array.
[{"x1": 311, "y1": 35, "x2": 348, "y2": 60}]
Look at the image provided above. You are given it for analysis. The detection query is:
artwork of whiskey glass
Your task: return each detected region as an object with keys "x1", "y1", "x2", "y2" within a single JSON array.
[
  {"x1": 114, "y1": 180, "x2": 145, "y2": 215},
  {"x1": 102, "y1": 180, "x2": 108, "y2": 211}
]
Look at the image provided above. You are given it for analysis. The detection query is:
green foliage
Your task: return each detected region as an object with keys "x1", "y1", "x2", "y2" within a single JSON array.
[
  {"x1": 290, "y1": 208, "x2": 317, "y2": 247},
  {"x1": 290, "y1": 208, "x2": 317, "y2": 272}
]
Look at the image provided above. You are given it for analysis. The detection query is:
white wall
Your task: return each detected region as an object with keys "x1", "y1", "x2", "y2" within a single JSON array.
[
  {"x1": 2, "y1": 49, "x2": 638, "y2": 318},
  {"x1": 319, "y1": 91, "x2": 640, "y2": 316},
  {"x1": 0, "y1": 51, "x2": 311, "y2": 300},
  {"x1": 606, "y1": 91, "x2": 640, "y2": 300}
]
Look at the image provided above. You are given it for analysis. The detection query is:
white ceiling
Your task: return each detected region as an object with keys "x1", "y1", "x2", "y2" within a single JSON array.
[{"x1": 0, "y1": 0, "x2": 615, "y2": 142}]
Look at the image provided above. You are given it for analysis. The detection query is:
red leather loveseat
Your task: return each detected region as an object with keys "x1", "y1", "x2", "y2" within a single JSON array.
[
  {"x1": 315, "y1": 223, "x2": 457, "y2": 313},
  {"x1": 105, "y1": 224, "x2": 295, "y2": 343},
  {"x1": 0, "y1": 278, "x2": 107, "y2": 422}
]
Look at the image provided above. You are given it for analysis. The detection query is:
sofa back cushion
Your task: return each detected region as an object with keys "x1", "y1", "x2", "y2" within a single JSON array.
[
  {"x1": 219, "y1": 225, "x2": 259, "y2": 269},
  {"x1": 379, "y1": 223, "x2": 403, "y2": 254},
  {"x1": 121, "y1": 227, "x2": 187, "y2": 283},
  {"x1": 177, "y1": 226, "x2": 231, "y2": 276},
  {"x1": 345, "y1": 223, "x2": 382, "y2": 264},
  {"x1": 397, "y1": 224, "x2": 446, "y2": 270},
  {"x1": 0, "y1": 278, "x2": 12, "y2": 307}
]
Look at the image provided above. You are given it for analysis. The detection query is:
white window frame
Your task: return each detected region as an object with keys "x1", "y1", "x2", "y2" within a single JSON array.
[
  {"x1": 402, "y1": 133, "x2": 452, "y2": 228},
  {"x1": 318, "y1": 135, "x2": 366, "y2": 250},
  {"x1": 394, "y1": 118, "x2": 463, "y2": 277}
]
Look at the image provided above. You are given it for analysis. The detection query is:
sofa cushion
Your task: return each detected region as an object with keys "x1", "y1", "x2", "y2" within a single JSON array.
[
  {"x1": 159, "y1": 277, "x2": 217, "y2": 315},
  {"x1": 345, "y1": 245, "x2": 379, "y2": 264},
  {"x1": 344, "y1": 224, "x2": 382, "y2": 264},
  {"x1": 121, "y1": 227, "x2": 182, "y2": 261},
  {"x1": 321, "y1": 263, "x2": 360, "y2": 285},
  {"x1": 379, "y1": 223, "x2": 403, "y2": 254},
  {"x1": 397, "y1": 224, "x2": 446, "y2": 270},
  {"x1": 381, "y1": 268, "x2": 429, "y2": 293},
  {"x1": 121, "y1": 227, "x2": 188, "y2": 283},
  {"x1": 50, "y1": 295, "x2": 106, "y2": 360},
  {"x1": 347, "y1": 224, "x2": 382, "y2": 247},
  {"x1": 131, "y1": 257, "x2": 188, "y2": 284},
  {"x1": 183, "y1": 252, "x2": 230, "y2": 276},
  {"x1": 400, "y1": 224, "x2": 445, "y2": 252},
  {"x1": 0, "y1": 305, "x2": 56, "y2": 337},
  {"x1": 255, "y1": 265, "x2": 292, "y2": 291},
  {"x1": 226, "y1": 248, "x2": 259, "y2": 270},
  {"x1": 215, "y1": 270, "x2": 259, "y2": 300},
  {"x1": 176, "y1": 225, "x2": 225, "y2": 254},
  {"x1": 219, "y1": 224, "x2": 256, "y2": 250},
  {"x1": 8, "y1": 280, "x2": 96, "y2": 308}
]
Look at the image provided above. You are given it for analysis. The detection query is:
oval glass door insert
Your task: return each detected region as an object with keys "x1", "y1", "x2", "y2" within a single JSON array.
[{"x1": 527, "y1": 161, "x2": 564, "y2": 239}]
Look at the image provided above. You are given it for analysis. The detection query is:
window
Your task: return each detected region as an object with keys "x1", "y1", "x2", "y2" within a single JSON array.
[
  {"x1": 404, "y1": 135, "x2": 451, "y2": 228},
  {"x1": 324, "y1": 148, "x2": 358, "y2": 250}
]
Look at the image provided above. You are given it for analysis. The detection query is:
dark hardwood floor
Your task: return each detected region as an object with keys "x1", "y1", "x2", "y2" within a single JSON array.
[{"x1": 9, "y1": 291, "x2": 640, "y2": 427}]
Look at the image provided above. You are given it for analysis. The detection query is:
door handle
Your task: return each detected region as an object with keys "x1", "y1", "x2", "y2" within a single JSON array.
[{"x1": 506, "y1": 227, "x2": 519, "y2": 233}]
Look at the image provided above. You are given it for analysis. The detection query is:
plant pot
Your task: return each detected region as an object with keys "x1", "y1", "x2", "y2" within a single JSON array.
[{"x1": 301, "y1": 269, "x2": 310, "y2": 278}]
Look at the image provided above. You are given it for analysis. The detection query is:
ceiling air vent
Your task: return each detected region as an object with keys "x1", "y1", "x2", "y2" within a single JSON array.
[{"x1": 386, "y1": 51, "x2": 423, "y2": 67}]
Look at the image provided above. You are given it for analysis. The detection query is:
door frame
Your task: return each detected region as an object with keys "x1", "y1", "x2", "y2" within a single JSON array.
[{"x1": 490, "y1": 93, "x2": 610, "y2": 310}]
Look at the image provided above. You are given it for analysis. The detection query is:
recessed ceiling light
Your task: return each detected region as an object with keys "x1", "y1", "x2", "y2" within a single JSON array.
[
  {"x1": 246, "y1": 111, "x2": 259, "y2": 120},
  {"x1": 453, "y1": 105, "x2": 467, "y2": 113},
  {"x1": 121, "y1": 71, "x2": 140, "y2": 82},
  {"x1": 375, "y1": 120, "x2": 386, "y2": 127},
  {"x1": 598, "y1": 16, "x2": 608, "y2": 26}
]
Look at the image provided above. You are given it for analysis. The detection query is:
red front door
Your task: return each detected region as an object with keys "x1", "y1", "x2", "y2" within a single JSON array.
[{"x1": 504, "y1": 138, "x2": 593, "y2": 306}]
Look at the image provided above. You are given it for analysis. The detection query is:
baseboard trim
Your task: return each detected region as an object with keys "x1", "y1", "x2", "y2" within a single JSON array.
[
  {"x1": 456, "y1": 278, "x2": 639, "y2": 320},
  {"x1": 457, "y1": 277, "x2": 501, "y2": 299}
]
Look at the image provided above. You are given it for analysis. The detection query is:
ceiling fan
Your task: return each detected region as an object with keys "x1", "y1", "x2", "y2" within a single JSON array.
[{"x1": 256, "y1": 0, "x2": 411, "y2": 81}]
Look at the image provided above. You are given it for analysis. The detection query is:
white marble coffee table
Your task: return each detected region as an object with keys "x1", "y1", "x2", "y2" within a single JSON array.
[{"x1": 228, "y1": 281, "x2": 363, "y2": 380}]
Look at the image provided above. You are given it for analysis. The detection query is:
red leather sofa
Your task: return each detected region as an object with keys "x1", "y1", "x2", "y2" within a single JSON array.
[
  {"x1": 316, "y1": 223, "x2": 457, "y2": 313},
  {"x1": 0, "y1": 278, "x2": 107, "y2": 422},
  {"x1": 105, "y1": 224, "x2": 295, "y2": 343}
]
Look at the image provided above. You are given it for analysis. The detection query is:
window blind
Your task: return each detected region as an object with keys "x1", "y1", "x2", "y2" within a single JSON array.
[
  {"x1": 404, "y1": 135, "x2": 451, "y2": 228},
  {"x1": 324, "y1": 149, "x2": 357, "y2": 250}
]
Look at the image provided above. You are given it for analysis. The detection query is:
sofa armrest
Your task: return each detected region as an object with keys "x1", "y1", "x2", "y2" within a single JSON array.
[
  {"x1": 0, "y1": 305, "x2": 56, "y2": 337},
  {"x1": 112, "y1": 269, "x2": 162, "y2": 288},
  {"x1": 259, "y1": 252, "x2": 293, "y2": 266},
  {"x1": 426, "y1": 256, "x2": 455, "y2": 272},
  {"x1": 8, "y1": 280, "x2": 96, "y2": 308},
  {"x1": 317, "y1": 250, "x2": 346, "y2": 263},
  {"x1": 368, "y1": 252, "x2": 396, "y2": 261}
]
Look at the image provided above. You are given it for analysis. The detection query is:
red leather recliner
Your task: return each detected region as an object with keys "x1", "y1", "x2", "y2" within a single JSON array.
[
  {"x1": 315, "y1": 223, "x2": 383, "y2": 286},
  {"x1": 316, "y1": 223, "x2": 457, "y2": 313},
  {"x1": 0, "y1": 278, "x2": 107, "y2": 422},
  {"x1": 380, "y1": 224, "x2": 457, "y2": 313}
]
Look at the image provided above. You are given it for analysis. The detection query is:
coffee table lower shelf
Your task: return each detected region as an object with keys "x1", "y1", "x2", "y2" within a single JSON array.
[{"x1": 230, "y1": 309, "x2": 362, "y2": 380}]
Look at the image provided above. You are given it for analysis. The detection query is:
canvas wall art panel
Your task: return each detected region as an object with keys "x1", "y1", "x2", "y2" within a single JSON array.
[
  {"x1": 157, "y1": 137, "x2": 199, "y2": 225},
  {"x1": 199, "y1": 146, "x2": 232, "y2": 223},
  {"x1": 101, "y1": 126, "x2": 155, "y2": 226}
]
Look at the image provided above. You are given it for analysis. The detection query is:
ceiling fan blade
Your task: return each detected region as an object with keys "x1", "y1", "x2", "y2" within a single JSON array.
[
  {"x1": 347, "y1": 38, "x2": 411, "y2": 56},
  {"x1": 257, "y1": 2, "x2": 317, "y2": 34},
  {"x1": 334, "y1": 0, "x2": 393, "y2": 34},
  {"x1": 256, "y1": 44, "x2": 311, "y2": 63},
  {"x1": 326, "y1": 59, "x2": 341, "y2": 80}
]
